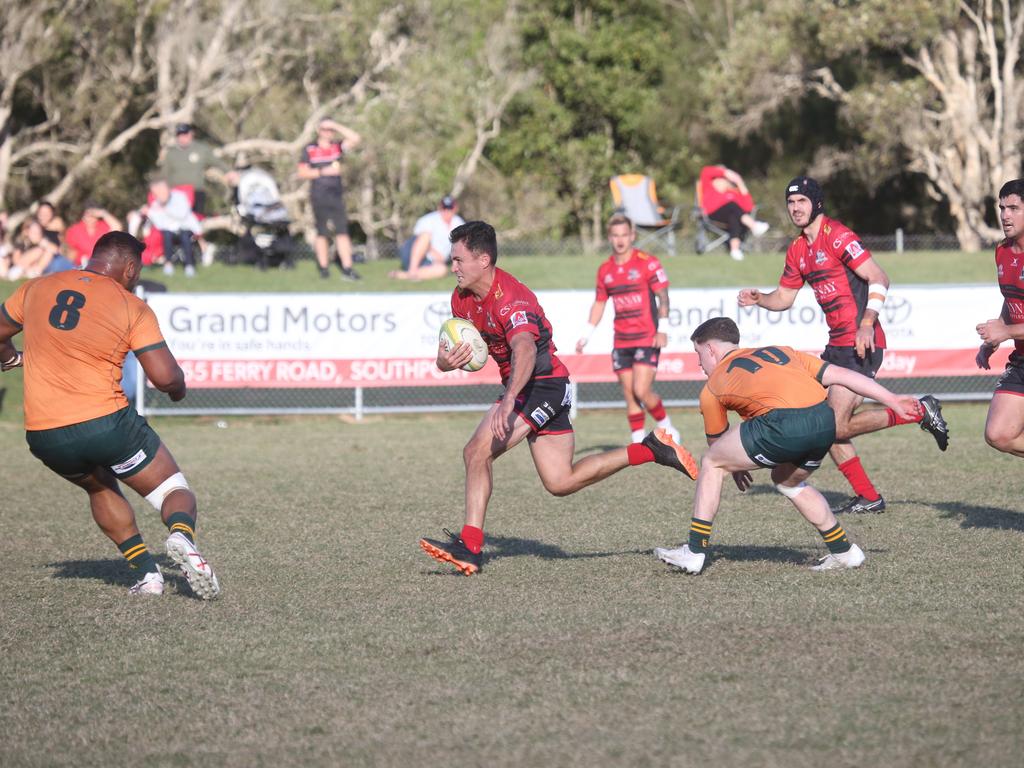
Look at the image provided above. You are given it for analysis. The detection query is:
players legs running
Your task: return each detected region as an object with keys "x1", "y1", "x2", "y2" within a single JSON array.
[
  {"x1": 654, "y1": 411, "x2": 864, "y2": 574},
  {"x1": 419, "y1": 381, "x2": 695, "y2": 575},
  {"x1": 616, "y1": 356, "x2": 678, "y2": 444},
  {"x1": 822, "y1": 347, "x2": 948, "y2": 514},
  {"x1": 63, "y1": 442, "x2": 219, "y2": 598},
  {"x1": 984, "y1": 390, "x2": 1024, "y2": 457}
]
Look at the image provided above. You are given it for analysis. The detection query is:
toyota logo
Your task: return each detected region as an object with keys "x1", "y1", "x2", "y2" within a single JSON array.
[
  {"x1": 882, "y1": 296, "x2": 912, "y2": 325},
  {"x1": 424, "y1": 301, "x2": 451, "y2": 329}
]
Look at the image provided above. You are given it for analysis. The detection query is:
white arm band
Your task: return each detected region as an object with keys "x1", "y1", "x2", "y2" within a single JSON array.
[
  {"x1": 579, "y1": 323, "x2": 597, "y2": 342},
  {"x1": 865, "y1": 283, "x2": 887, "y2": 314}
]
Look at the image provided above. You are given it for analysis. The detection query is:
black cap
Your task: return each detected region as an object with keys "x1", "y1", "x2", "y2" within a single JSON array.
[
  {"x1": 175, "y1": 123, "x2": 193, "y2": 135},
  {"x1": 440, "y1": 195, "x2": 457, "y2": 210},
  {"x1": 785, "y1": 176, "x2": 825, "y2": 217}
]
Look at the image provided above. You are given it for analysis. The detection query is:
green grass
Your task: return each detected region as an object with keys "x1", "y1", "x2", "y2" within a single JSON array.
[
  {"x1": 1, "y1": 405, "x2": 1022, "y2": 767},
  {"x1": 0, "y1": 248, "x2": 997, "y2": 304}
]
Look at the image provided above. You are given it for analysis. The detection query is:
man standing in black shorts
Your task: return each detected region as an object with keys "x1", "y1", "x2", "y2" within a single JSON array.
[
  {"x1": 738, "y1": 177, "x2": 949, "y2": 514},
  {"x1": 418, "y1": 221, "x2": 698, "y2": 575},
  {"x1": 298, "y1": 117, "x2": 362, "y2": 280},
  {"x1": 976, "y1": 178, "x2": 1024, "y2": 457}
]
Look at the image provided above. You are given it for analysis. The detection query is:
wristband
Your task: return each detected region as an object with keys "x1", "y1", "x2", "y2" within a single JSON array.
[
  {"x1": 865, "y1": 283, "x2": 887, "y2": 314},
  {"x1": 657, "y1": 316, "x2": 667, "y2": 332},
  {"x1": 580, "y1": 323, "x2": 597, "y2": 343}
]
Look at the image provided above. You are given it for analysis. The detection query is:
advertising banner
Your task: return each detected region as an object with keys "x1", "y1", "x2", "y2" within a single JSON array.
[{"x1": 147, "y1": 285, "x2": 1008, "y2": 388}]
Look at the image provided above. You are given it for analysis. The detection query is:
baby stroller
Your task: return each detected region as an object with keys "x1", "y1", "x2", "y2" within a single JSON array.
[{"x1": 232, "y1": 167, "x2": 295, "y2": 269}]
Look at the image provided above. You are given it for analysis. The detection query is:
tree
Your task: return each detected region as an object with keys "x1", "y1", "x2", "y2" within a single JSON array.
[{"x1": 698, "y1": 0, "x2": 1023, "y2": 249}]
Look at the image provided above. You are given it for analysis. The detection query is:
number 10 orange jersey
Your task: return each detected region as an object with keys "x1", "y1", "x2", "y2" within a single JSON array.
[
  {"x1": 1, "y1": 271, "x2": 167, "y2": 430},
  {"x1": 699, "y1": 346, "x2": 829, "y2": 438}
]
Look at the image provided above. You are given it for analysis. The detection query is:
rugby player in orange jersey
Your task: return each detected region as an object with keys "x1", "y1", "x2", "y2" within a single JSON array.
[
  {"x1": 652, "y1": 316, "x2": 920, "y2": 574},
  {"x1": 0, "y1": 231, "x2": 219, "y2": 598}
]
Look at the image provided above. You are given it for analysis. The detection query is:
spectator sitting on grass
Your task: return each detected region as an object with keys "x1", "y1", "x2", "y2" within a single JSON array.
[
  {"x1": 7, "y1": 218, "x2": 75, "y2": 280},
  {"x1": 33, "y1": 200, "x2": 66, "y2": 249},
  {"x1": 388, "y1": 196, "x2": 465, "y2": 281}
]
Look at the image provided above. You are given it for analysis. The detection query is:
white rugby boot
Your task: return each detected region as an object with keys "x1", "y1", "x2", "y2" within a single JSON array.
[
  {"x1": 654, "y1": 544, "x2": 706, "y2": 574},
  {"x1": 129, "y1": 567, "x2": 164, "y2": 596},
  {"x1": 165, "y1": 532, "x2": 221, "y2": 599},
  {"x1": 810, "y1": 543, "x2": 866, "y2": 571}
]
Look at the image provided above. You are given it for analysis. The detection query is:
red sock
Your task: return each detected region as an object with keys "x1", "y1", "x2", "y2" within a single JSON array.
[
  {"x1": 628, "y1": 411, "x2": 645, "y2": 432},
  {"x1": 648, "y1": 399, "x2": 667, "y2": 421},
  {"x1": 460, "y1": 525, "x2": 484, "y2": 554},
  {"x1": 627, "y1": 443, "x2": 654, "y2": 465},
  {"x1": 886, "y1": 400, "x2": 924, "y2": 427},
  {"x1": 837, "y1": 457, "x2": 880, "y2": 500}
]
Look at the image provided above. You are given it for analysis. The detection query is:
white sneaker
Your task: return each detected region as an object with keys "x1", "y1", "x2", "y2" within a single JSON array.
[
  {"x1": 162, "y1": 262, "x2": 174, "y2": 276},
  {"x1": 201, "y1": 243, "x2": 217, "y2": 267},
  {"x1": 751, "y1": 220, "x2": 770, "y2": 237},
  {"x1": 730, "y1": 248, "x2": 745, "y2": 261},
  {"x1": 129, "y1": 568, "x2": 164, "y2": 596},
  {"x1": 165, "y1": 532, "x2": 221, "y2": 599},
  {"x1": 184, "y1": 265, "x2": 196, "y2": 278},
  {"x1": 654, "y1": 544, "x2": 706, "y2": 574},
  {"x1": 810, "y1": 543, "x2": 865, "y2": 571}
]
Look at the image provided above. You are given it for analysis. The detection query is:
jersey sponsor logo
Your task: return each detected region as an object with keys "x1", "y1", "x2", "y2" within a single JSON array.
[
  {"x1": 799, "y1": 258, "x2": 807, "y2": 271},
  {"x1": 509, "y1": 310, "x2": 528, "y2": 328},
  {"x1": 823, "y1": 224, "x2": 832, "y2": 235},
  {"x1": 833, "y1": 238, "x2": 844, "y2": 249},
  {"x1": 845, "y1": 240, "x2": 865, "y2": 258},
  {"x1": 815, "y1": 249, "x2": 827, "y2": 265},
  {"x1": 494, "y1": 285, "x2": 504, "y2": 300},
  {"x1": 754, "y1": 453, "x2": 778, "y2": 466},
  {"x1": 530, "y1": 406, "x2": 550, "y2": 427},
  {"x1": 812, "y1": 281, "x2": 838, "y2": 301},
  {"x1": 998, "y1": 264, "x2": 1005, "y2": 278},
  {"x1": 655, "y1": 268, "x2": 668, "y2": 283},
  {"x1": 499, "y1": 304, "x2": 511, "y2": 316},
  {"x1": 111, "y1": 449, "x2": 147, "y2": 475},
  {"x1": 603, "y1": 274, "x2": 613, "y2": 283},
  {"x1": 628, "y1": 269, "x2": 640, "y2": 280}
]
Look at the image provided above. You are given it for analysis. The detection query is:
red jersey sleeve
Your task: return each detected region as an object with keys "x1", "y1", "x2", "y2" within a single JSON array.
[
  {"x1": 829, "y1": 224, "x2": 871, "y2": 269},
  {"x1": 779, "y1": 242, "x2": 806, "y2": 289},
  {"x1": 646, "y1": 255, "x2": 669, "y2": 291},
  {"x1": 595, "y1": 263, "x2": 609, "y2": 301}
]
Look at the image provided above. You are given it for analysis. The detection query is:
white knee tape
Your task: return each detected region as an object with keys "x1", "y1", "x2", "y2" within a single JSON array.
[
  {"x1": 145, "y1": 472, "x2": 190, "y2": 510},
  {"x1": 775, "y1": 482, "x2": 807, "y2": 499}
]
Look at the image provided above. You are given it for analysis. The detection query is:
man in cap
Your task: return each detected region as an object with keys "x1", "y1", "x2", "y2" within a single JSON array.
[
  {"x1": 736, "y1": 177, "x2": 949, "y2": 515},
  {"x1": 388, "y1": 195, "x2": 466, "y2": 281}
]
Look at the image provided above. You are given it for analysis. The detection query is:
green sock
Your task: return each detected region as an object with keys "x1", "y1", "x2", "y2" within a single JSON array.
[
  {"x1": 165, "y1": 512, "x2": 196, "y2": 544},
  {"x1": 820, "y1": 523, "x2": 852, "y2": 554},
  {"x1": 118, "y1": 534, "x2": 158, "y2": 574},
  {"x1": 689, "y1": 517, "x2": 713, "y2": 554}
]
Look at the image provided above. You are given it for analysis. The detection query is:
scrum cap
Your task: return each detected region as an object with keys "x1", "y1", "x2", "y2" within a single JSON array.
[{"x1": 785, "y1": 176, "x2": 825, "y2": 218}]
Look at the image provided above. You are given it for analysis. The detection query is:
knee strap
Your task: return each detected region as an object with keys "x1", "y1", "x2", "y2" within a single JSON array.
[
  {"x1": 145, "y1": 472, "x2": 190, "y2": 510},
  {"x1": 775, "y1": 482, "x2": 807, "y2": 499}
]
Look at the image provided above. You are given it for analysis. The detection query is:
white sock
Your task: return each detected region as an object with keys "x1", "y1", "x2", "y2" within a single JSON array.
[
  {"x1": 631, "y1": 429, "x2": 646, "y2": 443},
  {"x1": 657, "y1": 417, "x2": 673, "y2": 429}
]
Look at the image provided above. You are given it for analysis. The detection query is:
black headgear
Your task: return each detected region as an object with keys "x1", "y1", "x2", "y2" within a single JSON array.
[{"x1": 785, "y1": 176, "x2": 825, "y2": 217}]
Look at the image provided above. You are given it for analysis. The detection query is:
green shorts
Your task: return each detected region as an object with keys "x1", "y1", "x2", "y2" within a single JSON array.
[
  {"x1": 739, "y1": 401, "x2": 835, "y2": 471},
  {"x1": 26, "y1": 406, "x2": 161, "y2": 479}
]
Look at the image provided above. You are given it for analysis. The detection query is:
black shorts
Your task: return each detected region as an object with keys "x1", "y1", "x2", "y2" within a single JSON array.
[
  {"x1": 995, "y1": 353, "x2": 1024, "y2": 396},
  {"x1": 26, "y1": 406, "x2": 162, "y2": 479},
  {"x1": 739, "y1": 401, "x2": 836, "y2": 471},
  {"x1": 312, "y1": 194, "x2": 348, "y2": 237},
  {"x1": 192, "y1": 189, "x2": 207, "y2": 216},
  {"x1": 508, "y1": 376, "x2": 574, "y2": 435},
  {"x1": 612, "y1": 346, "x2": 660, "y2": 372},
  {"x1": 821, "y1": 345, "x2": 883, "y2": 379}
]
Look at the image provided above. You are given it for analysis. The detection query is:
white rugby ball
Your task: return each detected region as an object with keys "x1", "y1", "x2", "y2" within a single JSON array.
[{"x1": 439, "y1": 317, "x2": 488, "y2": 372}]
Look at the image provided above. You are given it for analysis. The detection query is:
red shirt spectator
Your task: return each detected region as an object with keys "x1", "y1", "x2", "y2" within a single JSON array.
[
  {"x1": 699, "y1": 165, "x2": 755, "y2": 215},
  {"x1": 65, "y1": 204, "x2": 122, "y2": 266}
]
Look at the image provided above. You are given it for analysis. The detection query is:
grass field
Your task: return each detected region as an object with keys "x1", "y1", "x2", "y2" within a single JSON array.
[{"x1": 1, "y1": 404, "x2": 1023, "y2": 767}]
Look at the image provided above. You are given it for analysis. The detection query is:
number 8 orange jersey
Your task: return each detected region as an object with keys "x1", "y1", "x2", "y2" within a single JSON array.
[
  {"x1": 699, "y1": 346, "x2": 830, "y2": 439},
  {"x1": 1, "y1": 271, "x2": 167, "y2": 430}
]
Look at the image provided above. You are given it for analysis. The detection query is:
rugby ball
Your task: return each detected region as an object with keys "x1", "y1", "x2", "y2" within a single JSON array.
[{"x1": 439, "y1": 317, "x2": 488, "y2": 372}]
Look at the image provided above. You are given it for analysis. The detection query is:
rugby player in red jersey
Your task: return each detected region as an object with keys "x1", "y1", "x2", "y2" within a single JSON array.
[
  {"x1": 737, "y1": 177, "x2": 948, "y2": 515},
  {"x1": 576, "y1": 214, "x2": 680, "y2": 444},
  {"x1": 418, "y1": 221, "x2": 698, "y2": 575},
  {"x1": 976, "y1": 178, "x2": 1024, "y2": 457}
]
